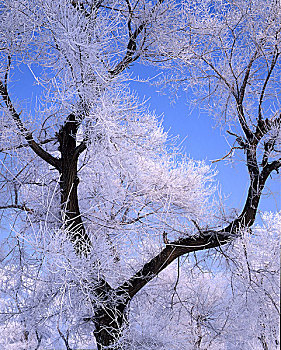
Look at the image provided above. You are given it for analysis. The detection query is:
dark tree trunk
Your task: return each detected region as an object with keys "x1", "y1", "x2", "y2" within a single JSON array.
[
  {"x1": 93, "y1": 303, "x2": 127, "y2": 350},
  {"x1": 58, "y1": 114, "x2": 91, "y2": 254},
  {"x1": 57, "y1": 115, "x2": 129, "y2": 347},
  {"x1": 89, "y1": 281, "x2": 129, "y2": 349}
]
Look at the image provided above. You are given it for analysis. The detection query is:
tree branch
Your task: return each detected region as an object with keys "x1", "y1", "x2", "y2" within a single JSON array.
[
  {"x1": 71, "y1": 0, "x2": 102, "y2": 18},
  {"x1": 109, "y1": 25, "x2": 144, "y2": 76},
  {"x1": 235, "y1": 51, "x2": 258, "y2": 141},
  {"x1": 0, "y1": 137, "x2": 56, "y2": 153},
  {"x1": 0, "y1": 204, "x2": 34, "y2": 213},
  {"x1": 0, "y1": 81, "x2": 61, "y2": 170},
  {"x1": 116, "y1": 154, "x2": 281, "y2": 300},
  {"x1": 116, "y1": 230, "x2": 229, "y2": 299},
  {"x1": 261, "y1": 158, "x2": 281, "y2": 178},
  {"x1": 211, "y1": 146, "x2": 242, "y2": 163},
  {"x1": 238, "y1": 51, "x2": 258, "y2": 106},
  {"x1": 109, "y1": 0, "x2": 164, "y2": 76},
  {"x1": 73, "y1": 141, "x2": 87, "y2": 160},
  {"x1": 258, "y1": 49, "x2": 280, "y2": 121}
]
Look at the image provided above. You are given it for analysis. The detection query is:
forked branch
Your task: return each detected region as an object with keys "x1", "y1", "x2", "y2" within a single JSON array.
[
  {"x1": 109, "y1": 0, "x2": 164, "y2": 76},
  {"x1": 0, "y1": 81, "x2": 61, "y2": 170}
]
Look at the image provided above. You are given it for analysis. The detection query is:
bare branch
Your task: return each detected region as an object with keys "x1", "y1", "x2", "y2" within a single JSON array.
[
  {"x1": 200, "y1": 56, "x2": 235, "y2": 93},
  {"x1": 0, "y1": 137, "x2": 56, "y2": 153},
  {"x1": 4, "y1": 55, "x2": 11, "y2": 89},
  {"x1": 57, "y1": 327, "x2": 72, "y2": 350},
  {"x1": 238, "y1": 51, "x2": 258, "y2": 106},
  {"x1": 258, "y1": 49, "x2": 280, "y2": 121},
  {"x1": 261, "y1": 158, "x2": 281, "y2": 178},
  {"x1": 116, "y1": 152, "x2": 280, "y2": 300},
  {"x1": 109, "y1": 0, "x2": 164, "y2": 76},
  {"x1": 235, "y1": 51, "x2": 259, "y2": 141},
  {"x1": 0, "y1": 81, "x2": 61, "y2": 170},
  {"x1": 0, "y1": 204, "x2": 34, "y2": 213},
  {"x1": 211, "y1": 146, "x2": 242, "y2": 163},
  {"x1": 71, "y1": 0, "x2": 102, "y2": 18},
  {"x1": 73, "y1": 140, "x2": 87, "y2": 160}
]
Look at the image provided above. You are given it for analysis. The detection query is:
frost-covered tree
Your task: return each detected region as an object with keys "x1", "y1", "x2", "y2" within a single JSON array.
[{"x1": 0, "y1": 0, "x2": 280, "y2": 349}]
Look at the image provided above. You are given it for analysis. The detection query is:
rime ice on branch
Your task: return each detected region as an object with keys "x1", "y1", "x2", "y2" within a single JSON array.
[{"x1": 0, "y1": 1, "x2": 280, "y2": 349}]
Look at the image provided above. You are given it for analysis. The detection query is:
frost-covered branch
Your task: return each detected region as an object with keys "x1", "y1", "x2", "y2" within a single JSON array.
[
  {"x1": 0, "y1": 81, "x2": 61, "y2": 170},
  {"x1": 0, "y1": 1, "x2": 280, "y2": 349}
]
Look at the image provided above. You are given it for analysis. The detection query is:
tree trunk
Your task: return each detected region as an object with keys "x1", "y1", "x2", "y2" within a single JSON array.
[
  {"x1": 91, "y1": 281, "x2": 129, "y2": 349},
  {"x1": 58, "y1": 115, "x2": 129, "y2": 348},
  {"x1": 58, "y1": 114, "x2": 91, "y2": 254},
  {"x1": 93, "y1": 303, "x2": 127, "y2": 350}
]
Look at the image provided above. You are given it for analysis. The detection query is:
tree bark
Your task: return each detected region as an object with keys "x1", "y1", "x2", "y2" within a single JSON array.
[
  {"x1": 93, "y1": 303, "x2": 127, "y2": 350},
  {"x1": 57, "y1": 113, "x2": 91, "y2": 255}
]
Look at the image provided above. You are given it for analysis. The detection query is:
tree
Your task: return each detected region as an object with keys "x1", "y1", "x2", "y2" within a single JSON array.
[{"x1": 0, "y1": 0, "x2": 280, "y2": 349}]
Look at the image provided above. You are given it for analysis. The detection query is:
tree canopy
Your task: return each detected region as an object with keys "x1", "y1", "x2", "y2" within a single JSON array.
[{"x1": 0, "y1": 0, "x2": 280, "y2": 349}]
